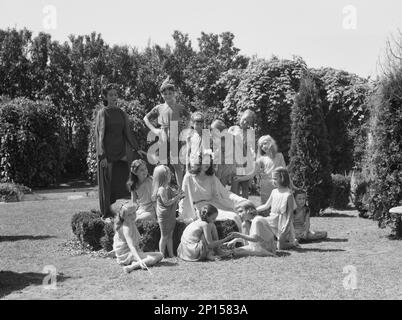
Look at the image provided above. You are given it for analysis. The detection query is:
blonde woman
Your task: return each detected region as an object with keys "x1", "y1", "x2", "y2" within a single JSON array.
[{"x1": 233, "y1": 135, "x2": 286, "y2": 204}]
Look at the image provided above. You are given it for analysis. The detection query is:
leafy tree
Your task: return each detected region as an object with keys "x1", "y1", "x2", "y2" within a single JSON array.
[
  {"x1": 222, "y1": 56, "x2": 307, "y2": 161},
  {"x1": 289, "y1": 76, "x2": 332, "y2": 216}
]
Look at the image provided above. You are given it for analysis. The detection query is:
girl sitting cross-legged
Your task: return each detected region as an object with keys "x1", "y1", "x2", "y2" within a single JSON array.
[
  {"x1": 293, "y1": 189, "x2": 328, "y2": 242},
  {"x1": 112, "y1": 202, "x2": 163, "y2": 273},
  {"x1": 256, "y1": 167, "x2": 300, "y2": 250},
  {"x1": 224, "y1": 200, "x2": 277, "y2": 257},
  {"x1": 177, "y1": 204, "x2": 234, "y2": 261}
]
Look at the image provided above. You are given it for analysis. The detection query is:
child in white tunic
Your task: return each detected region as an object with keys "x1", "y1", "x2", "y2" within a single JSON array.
[
  {"x1": 112, "y1": 202, "x2": 163, "y2": 273},
  {"x1": 256, "y1": 167, "x2": 300, "y2": 250}
]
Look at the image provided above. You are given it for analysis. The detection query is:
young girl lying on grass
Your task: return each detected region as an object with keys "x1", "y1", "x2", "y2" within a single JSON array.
[
  {"x1": 177, "y1": 204, "x2": 234, "y2": 261},
  {"x1": 293, "y1": 189, "x2": 327, "y2": 242},
  {"x1": 112, "y1": 202, "x2": 163, "y2": 273}
]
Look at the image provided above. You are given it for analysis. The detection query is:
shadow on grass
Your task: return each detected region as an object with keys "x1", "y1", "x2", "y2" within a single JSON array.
[
  {"x1": 299, "y1": 238, "x2": 348, "y2": 244},
  {"x1": 293, "y1": 247, "x2": 346, "y2": 253},
  {"x1": 319, "y1": 212, "x2": 355, "y2": 218},
  {"x1": 0, "y1": 235, "x2": 56, "y2": 242},
  {"x1": 0, "y1": 271, "x2": 70, "y2": 298}
]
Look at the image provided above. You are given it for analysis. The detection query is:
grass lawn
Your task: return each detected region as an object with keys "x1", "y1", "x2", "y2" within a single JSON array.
[{"x1": 1, "y1": 195, "x2": 402, "y2": 300}]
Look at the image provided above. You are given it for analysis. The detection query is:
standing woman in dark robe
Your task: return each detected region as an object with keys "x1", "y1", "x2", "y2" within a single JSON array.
[{"x1": 95, "y1": 84, "x2": 140, "y2": 219}]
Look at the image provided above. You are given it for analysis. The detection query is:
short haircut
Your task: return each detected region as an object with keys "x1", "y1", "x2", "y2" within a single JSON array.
[
  {"x1": 235, "y1": 200, "x2": 257, "y2": 216},
  {"x1": 199, "y1": 204, "x2": 218, "y2": 222},
  {"x1": 273, "y1": 167, "x2": 291, "y2": 188}
]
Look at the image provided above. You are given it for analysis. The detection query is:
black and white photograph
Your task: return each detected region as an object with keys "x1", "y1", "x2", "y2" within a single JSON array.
[{"x1": 0, "y1": 0, "x2": 401, "y2": 303}]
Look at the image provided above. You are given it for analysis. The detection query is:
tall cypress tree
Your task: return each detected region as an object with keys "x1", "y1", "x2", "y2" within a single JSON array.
[{"x1": 289, "y1": 76, "x2": 332, "y2": 216}]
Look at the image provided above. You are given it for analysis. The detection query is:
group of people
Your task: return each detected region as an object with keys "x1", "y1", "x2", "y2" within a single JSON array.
[{"x1": 95, "y1": 78, "x2": 327, "y2": 273}]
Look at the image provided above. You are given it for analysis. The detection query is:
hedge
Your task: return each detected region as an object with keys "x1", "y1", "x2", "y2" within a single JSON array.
[
  {"x1": 71, "y1": 210, "x2": 239, "y2": 253},
  {"x1": 350, "y1": 171, "x2": 370, "y2": 218},
  {"x1": 0, "y1": 182, "x2": 32, "y2": 202},
  {"x1": 0, "y1": 97, "x2": 67, "y2": 187},
  {"x1": 329, "y1": 174, "x2": 351, "y2": 210}
]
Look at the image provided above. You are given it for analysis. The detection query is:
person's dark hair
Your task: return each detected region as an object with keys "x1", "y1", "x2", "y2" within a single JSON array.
[
  {"x1": 159, "y1": 76, "x2": 176, "y2": 93},
  {"x1": 293, "y1": 188, "x2": 306, "y2": 198},
  {"x1": 188, "y1": 152, "x2": 214, "y2": 176},
  {"x1": 199, "y1": 204, "x2": 218, "y2": 222},
  {"x1": 102, "y1": 83, "x2": 119, "y2": 106},
  {"x1": 127, "y1": 159, "x2": 148, "y2": 191}
]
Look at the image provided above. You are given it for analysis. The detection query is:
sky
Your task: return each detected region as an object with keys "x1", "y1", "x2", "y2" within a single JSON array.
[{"x1": 0, "y1": 0, "x2": 401, "y2": 78}]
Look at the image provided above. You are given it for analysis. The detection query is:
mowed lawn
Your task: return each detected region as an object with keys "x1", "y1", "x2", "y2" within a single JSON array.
[{"x1": 1, "y1": 195, "x2": 402, "y2": 300}]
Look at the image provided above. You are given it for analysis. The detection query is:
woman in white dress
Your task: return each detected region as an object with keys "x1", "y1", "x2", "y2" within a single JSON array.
[{"x1": 179, "y1": 150, "x2": 245, "y2": 232}]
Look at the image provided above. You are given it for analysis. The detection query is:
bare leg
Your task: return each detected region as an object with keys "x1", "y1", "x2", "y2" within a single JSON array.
[
  {"x1": 306, "y1": 230, "x2": 327, "y2": 240},
  {"x1": 123, "y1": 252, "x2": 164, "y2": 273},
  {"x1": 159, "y1": 235, "x2": 168, "y2": 258},
  {"x1": 135, "y1": 211, "x2": 156, "y2": 222},
  {"x1": 167, "y1": 231, "x2": 174, "y2": 258},
  {"x1": 172, "y1": 164, "x2": 184, "y2": 188},
  {"x1": 233, "y1": 245, "x2": 276, "y2": 257}
]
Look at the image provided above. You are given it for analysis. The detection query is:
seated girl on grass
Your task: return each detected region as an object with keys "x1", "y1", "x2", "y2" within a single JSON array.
[
  {"x1": 293, "y1": 189, "x2": 327, "y2": 242},
  {"x1": 224, "y1": 200, "x2": 277, "y2": 257},
  {"x1": 177, "y1": 204, "x2": 234, "y2": 261},
  {"x1": 112, "y1": 202, "x2": 163, "y2": 273}
]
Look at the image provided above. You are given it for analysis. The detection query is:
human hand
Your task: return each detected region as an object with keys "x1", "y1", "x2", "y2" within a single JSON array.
[
  {"x1": 224, "y1": 239, "x2": 238, "y2": 249},
  {"x1": 229, "y1": 232, "x2": 241, "y2": 238},
  {"x1": 138, "y1": 259, "x2": 148, "y2": 270},
  {"x1": 100, "y1": 158, "x2": 108, "y2": 168}
]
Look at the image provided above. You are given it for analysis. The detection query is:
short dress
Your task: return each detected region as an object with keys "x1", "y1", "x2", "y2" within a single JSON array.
[
  {"x1": 266, "y1": 188, "x2": 295, "y2": 239},
  {"x1": 177, "y1": 222, "x2": 209, "y2": 262},
  {"x1": 135, "y1": 177, "x2": 156, "y2": 221},
  {"x1": 257, "y1": 153, "x2": 286, "y2": 204},
  {"x1": 113, "y1": 221, "x2": 146, "y2": 265},
  {"x1": 156, "y1": 187, "x2": 177, "y2": 234},
  {"x1": 248, "y1": 216, "x2": 276, "y2": 255}
]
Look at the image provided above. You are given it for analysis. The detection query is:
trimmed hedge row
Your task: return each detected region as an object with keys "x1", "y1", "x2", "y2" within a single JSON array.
[
  {"x1": 0, "y1": 97, "x2": 66, "y2": 187},
  {"x1": 71, "y1": 210, "x2": 239, "y2": 253},
  {"x1": 0, "y1": 182, "x2": 32, "y2": 202}
]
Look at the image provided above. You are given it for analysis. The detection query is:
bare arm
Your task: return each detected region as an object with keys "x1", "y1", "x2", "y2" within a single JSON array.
[
  {"x1": 158, "y1": 188, "x2": 183, "y2": 207},
  {"x1": 95, "y1": 109, "x2": 106, "y2": 160},
  {"x1": 202, "y1": 223, "x2": 233, "y2": 249},
  {"x1": 257, "y1": 193, "x2": 272, "y2": 212},
  {"x1": 143, "y1": 107, "x2": 160, "y2": 136}
]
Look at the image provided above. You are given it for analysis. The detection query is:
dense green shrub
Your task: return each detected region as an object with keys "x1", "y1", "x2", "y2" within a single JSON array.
[
  {"x1": 0, "y1": 97, "x2": 66, "y2": 187},
  {"x1": 71, "y1": 210, "x2": 239, "y2": 253},
  {"x1": 71, "y1": 210, "x2": 105, "y2": 250},
  {"x1": 311, "y1": 68, "x2": 371, "y2": 173},
  {"x1": 329, "y1": 174, "x2": 351, "y2": 209},
  {"x1": 0, "y1": 182, "x2": 32, "y2": 202},
  {"x1": 362, "y1": 57, "x2": 402, "y2": 236},
  {"x1": 289, "y1": 76, "x2": 333, "y2": 216},
  {"x1": 350, "y1": 171, "x2": 371, "y2": 218},
  {"x1": 222, "y1": 57, "x2": 307, "y2": 161}
]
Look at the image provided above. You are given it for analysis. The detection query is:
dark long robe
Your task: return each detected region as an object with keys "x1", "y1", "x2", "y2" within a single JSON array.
[{"x1": 95, "y1": 106, "x2": 139, "y2": 218}]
